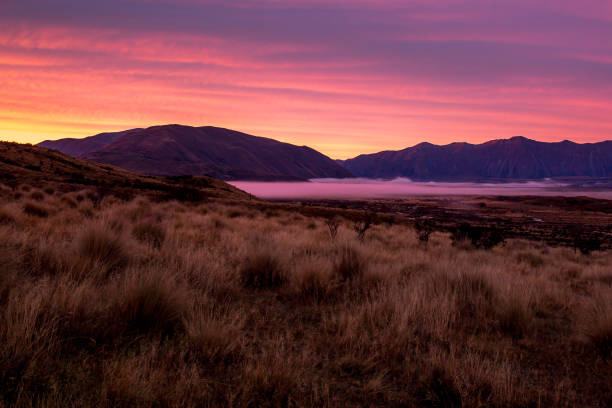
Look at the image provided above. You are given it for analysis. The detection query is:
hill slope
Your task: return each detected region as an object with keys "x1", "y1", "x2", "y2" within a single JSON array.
[
  {"x1": 39, "y1": 125, "x2": 352, "y2": 180},
  {"x1": 340, "y1": 136, "x2": 612, "y2": 180},
  {"x1": 0, "y1": 141, "x2": 248, "y2": 200}
]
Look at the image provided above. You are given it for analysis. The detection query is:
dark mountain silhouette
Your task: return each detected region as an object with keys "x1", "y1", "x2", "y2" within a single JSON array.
[
  {"x1": 39, "y1": 129, "x2": 143, "y2": 157},
  {"x1": 339, "y1": 136, "x2": 612, "y2": 180},
  {"x1": 39, "y1": 125, "x2": 352, "y2": 180}
]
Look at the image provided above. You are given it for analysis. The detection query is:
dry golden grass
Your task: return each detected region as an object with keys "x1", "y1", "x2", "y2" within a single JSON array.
[{"x1": 1, "y1": 182, "x2": 612, "y2": 407}]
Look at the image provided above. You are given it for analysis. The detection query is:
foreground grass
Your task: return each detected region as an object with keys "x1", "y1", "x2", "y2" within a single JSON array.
[{"x1": 1, "y1": 185, "x2": 611, "y2": 407}]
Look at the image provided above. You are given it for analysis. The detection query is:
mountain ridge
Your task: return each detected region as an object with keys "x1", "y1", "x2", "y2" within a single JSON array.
[
  {"x1": 39, "y1": 128, "x2": 612, "y2": 181},
  {"x1": 339, "y1": 136, "x2": 612, "y2": 180}
]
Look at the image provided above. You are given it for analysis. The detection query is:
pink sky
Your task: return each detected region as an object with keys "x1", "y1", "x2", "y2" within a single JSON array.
[{"x1": 1, "y1": 0, "x2": 611, "y2": 158}]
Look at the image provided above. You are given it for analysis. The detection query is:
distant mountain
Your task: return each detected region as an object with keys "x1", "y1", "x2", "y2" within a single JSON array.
[
  {"x1": 39, "y1": 125, "x2": 352, "y2": 181},
  {"x1": 339, "y1": 136, "x2": 612, "y2": 180}
]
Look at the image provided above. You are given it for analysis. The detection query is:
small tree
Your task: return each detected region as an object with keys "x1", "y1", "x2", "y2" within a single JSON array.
[
  {"x1": 414, "y1": 219, "x2": 433, "y2": 244},
  {"x1": 326, "y1": 218, "x2": 340, "y2": 241},
  {"x1": 353, "y1": 211, "x2": 376, "y2": 241}
]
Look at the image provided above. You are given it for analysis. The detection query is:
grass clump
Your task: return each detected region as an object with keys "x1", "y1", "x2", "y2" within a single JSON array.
[
  {"x1": 132, "y1": 222, "x2": 165, "y2": 248},
  {"x1": 516, "y1": 251, "x2": 545, "y2": 268},
  {"x1": 334, "y1": 245, "x2": 366, "y2": 282},
  {"x1": 291, "y1": 260, "x2": 334, "y2": 302},
  {"x1": 240, "y1": 248, "x2": 286, "y2": 289},
  {"x1": 23, "y1": 201, "x2": 48, "y2": 217},
  {"x1": 29, "y1": 190, "x2": 44, "y2": 201},
  {"x1": 112, "y1": 273, "x2": 188, "y2": 338},
  {"x1": 185, "y1": 311, "x2": 244, "y2": 365},
  {"x1": 581, "y1": 294, "x2": 612, "y2": 361},
  {"x1": 75, "y1": 223, "x2": 130, "y2": 276},
  {"x1": 0, "y1": 208, "x2": 16, "y2": 225}
]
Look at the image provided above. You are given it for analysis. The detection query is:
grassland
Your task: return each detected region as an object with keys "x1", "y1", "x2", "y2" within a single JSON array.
[{"x1": 1, "y1": 176, "x2": 612, "y2": 407}]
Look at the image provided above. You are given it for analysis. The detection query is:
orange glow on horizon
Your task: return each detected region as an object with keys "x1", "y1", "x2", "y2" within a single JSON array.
[{"x1": 2, "y1": 2, "x2": 612, "y2": 159}]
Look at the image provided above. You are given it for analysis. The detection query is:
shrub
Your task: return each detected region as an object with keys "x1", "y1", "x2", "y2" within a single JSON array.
[
  {"x1": 415, "y1": 219, "x2": 434, "y2": 243},
  {"x1": 240, "y1": 249, "x2": 286, "y2": 289},
  {"x1": 132, "y1": 222, "x2": 165, "y2": 248},
  {"x1": 451, "y1": 223, "x2": 504, "y2": 249},
  {"x1": 334, "y1": 245, "x2": 366, "y2": 282},
  {"x1": 23, "y1": 201, "x2": 48, "y2": 217},
  {"x1": 570, "y1": 229, "x2": 605, "y2": 255}
]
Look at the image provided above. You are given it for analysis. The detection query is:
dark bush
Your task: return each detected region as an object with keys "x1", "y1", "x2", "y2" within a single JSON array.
[
  {"x1": 415, "y1": 219, "x2": 434, "y2": 243},
  {"x1": 570, "y1": 229, "x2": 605, "y2": 255},
  {"x1": 451, "y1": 223, "x2": 504, "y2": 249}
]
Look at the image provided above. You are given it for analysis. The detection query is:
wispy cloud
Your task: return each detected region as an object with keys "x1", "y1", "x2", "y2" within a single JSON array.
[{"x1": 1, "y1": 0, "x2": 611, "y2": 157}]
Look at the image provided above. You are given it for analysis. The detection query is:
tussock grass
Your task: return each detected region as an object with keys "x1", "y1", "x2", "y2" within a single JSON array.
[
  {"x1": 1, "y1": 187, "x2": 611, "y2": 406},
  {"x1": 240, "y1": 246, "x2": 287, "y2": 289},
  {"x1": 132, "y1": 221, "x2": 166, "y2": 248},
  {"x1": 23, "y1": 201, "x2": 49, "y2": 217},
  {"x1": 334, "y1": 244, "x2": 366, "y2": 282},
  {"x1": 290, "y1": 258, "x2": 335, "y2": 302},
  {"x1": 74, "y1": 222, "x2": 130, "y2": 277},
  {"x1": 29, "y1": 190, "x2": 45, "y2": 201},
  {"x1": 580, "y1": 291, "x2": 612, "y2": 361},
  {"x1": 111, "y1": 271, "x2": 189, "y2": 338},
  {"x1": 0, "y1": 208, "x2": 16, "y2": 225}
]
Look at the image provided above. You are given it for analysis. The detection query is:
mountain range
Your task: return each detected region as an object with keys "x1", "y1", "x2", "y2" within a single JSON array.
[
  {"x1": 39, "y1": 126, "x2": 612, "y2": 181},
  {"x1": 339, "y1": 136, "x2": 612, "y2": 180}
]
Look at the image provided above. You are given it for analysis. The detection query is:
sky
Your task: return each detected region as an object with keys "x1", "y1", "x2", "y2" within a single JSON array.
[{"x1": 1, "y1": 0, "x2": 611, "y2": 159}]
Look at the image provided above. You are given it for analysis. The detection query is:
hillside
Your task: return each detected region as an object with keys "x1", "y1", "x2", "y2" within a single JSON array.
[
  {"x1": 39, "y1": 125, "x2": 352, "y2": 181},
  {"x1": 0, "y1": 141, "x2": 248, "y2": 201},
  {"x1": 340, "y1": 136, "x2": 612, "y2": 180}
]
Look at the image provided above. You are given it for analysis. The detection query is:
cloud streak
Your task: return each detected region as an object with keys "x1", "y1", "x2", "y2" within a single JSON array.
[{"x1": 1, "y1": 0, "x2": 611, "y2": 157}]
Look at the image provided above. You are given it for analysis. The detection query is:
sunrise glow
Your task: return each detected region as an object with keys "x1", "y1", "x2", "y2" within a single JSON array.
[{"x1": 1, "y1": 0, "x2": 611, "y2": 158}]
